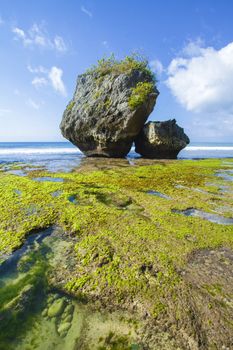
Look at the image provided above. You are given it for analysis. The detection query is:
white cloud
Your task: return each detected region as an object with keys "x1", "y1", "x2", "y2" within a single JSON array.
[
  {"x1": 13, "y1": 27, "x2": 26, "y2": 39},
  {"x1": 149, "y1": 59, "x2": 164, "y2": 76},
  {"x1": 27, "y1": 65, "x2": 48, "y2": 74},
  {"x1": 48, "y1": 66, "x2": 67, "y2": 96},
  {"x1": 28, "y1": 65, "x2": 66, "y2": 96},
  {"x1": 166, "y1": 41, "x2": 233, "y2": 114},
  {"x1": 32, "y1": 77, "x2": 48, "y2": 88},
  {"x1": 81, "y1": 6, "x2": 93, "y2": 18},
  {"x1": 181, "y1": 38, "x2": 205, "y2": 57},
  {"x1": 12, "y1": 23, "x2": 67, "y2": 52},
  {"x1": 54, "y1": 36, "x2": 67, "y2": 52},
  {"x1": 27, "y1": 98, "x2": 40, "y2": 110}
]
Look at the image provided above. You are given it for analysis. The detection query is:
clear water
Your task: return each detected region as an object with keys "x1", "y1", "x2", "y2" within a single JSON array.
[
  {"x1": 172, "y1": 208, "x2": 233, "y2": 225},
  {"x1": 33, "y1": 177, "x2": 65, "y2": 183},
  {"x1": 0, "y1": 227, "x2": 139, "y2": 350},
  {"x1": 147, "y1": 190, "x2": 171, "y2": 199}
]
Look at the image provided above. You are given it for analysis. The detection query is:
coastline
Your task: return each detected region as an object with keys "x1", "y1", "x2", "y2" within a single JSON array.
[{"x1": 0, "y1": 156, "x2": 233, "y2": 349}]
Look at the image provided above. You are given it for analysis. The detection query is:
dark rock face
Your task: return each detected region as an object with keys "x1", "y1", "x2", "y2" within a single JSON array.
[
  {"x1": 60, "y1": 70, "x2": 159, "y2": 158},
  {"x1": 135, "y1": 119, "x2": 190, "y2": 159}
]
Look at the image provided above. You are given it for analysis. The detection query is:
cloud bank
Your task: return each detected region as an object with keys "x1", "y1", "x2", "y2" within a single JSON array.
[
  {"x1": 166, "y1": 41, "x2": 233, "y2": 140},
  {"x1": 166, "y1": 41, "x2": 233, "y2": 114}
]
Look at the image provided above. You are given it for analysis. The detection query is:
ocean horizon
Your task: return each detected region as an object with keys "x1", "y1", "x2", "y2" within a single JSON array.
[{"x1": 0, "y1": 141, "x2": 233, "y2": 159}]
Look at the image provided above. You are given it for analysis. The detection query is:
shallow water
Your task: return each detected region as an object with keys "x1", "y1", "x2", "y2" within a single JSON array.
[
  {"x1": 147, "y1": 190, "x2": 171, "y2": 199},
  {"x1": 0, "y1": 227, "x2": 140, "y2": 350},
  {"x1": 68, "y1": 195, "x2": 78, "y2": 204},
  {"x1": 33, "y1": 177, "x2": 64, "y2": 183},
  {"x1": 215, "y1": 170, "x2": 233, "y2": 182},
  {"x1": 14, "y1": 189, "x2": 22, "y2": 196},
  {"x1": 172, "y1": 208, "x2": 233, "y2": 225},
  {"x1": 52, "y1": 190, "x2": 63, "y2": 198}
]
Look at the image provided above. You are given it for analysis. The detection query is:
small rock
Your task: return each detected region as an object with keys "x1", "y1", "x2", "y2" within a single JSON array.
[
  {"x1": 57, "y1": 321, "x2": 71, "y2": 335},
  {"x1": 135, "y1": 119, "x2": 189, "y2": 159},
  {"x1": 64, "y1": 314, "x2": 73, "y2": 323},
  {"x1": 64, "y1": 304, "x2": 74, "y2": 314},
  {"x1": 47, "y1": 299, "x2": 66, "y2": 318}
]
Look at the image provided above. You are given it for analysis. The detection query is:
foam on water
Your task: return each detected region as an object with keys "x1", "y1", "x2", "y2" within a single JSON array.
[
  {"x1": 0, "y1": 142, "x2": 233, "y2": 172},
  {"x1": 185, "y1": 146, "x2": 233, "y2": 151},
  {"x1": 0, "y1": 148, "x2": 80, "y2": 155}
]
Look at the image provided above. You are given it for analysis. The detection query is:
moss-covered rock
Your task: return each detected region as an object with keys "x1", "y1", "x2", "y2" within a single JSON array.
[{"x1": 60, "y1": 54, "x2": 159, "y2": 157}]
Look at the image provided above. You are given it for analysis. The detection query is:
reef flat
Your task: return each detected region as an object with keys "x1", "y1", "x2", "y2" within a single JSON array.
[{"x1": 0, "y1": 158, "x2": 233, "y2": 349}]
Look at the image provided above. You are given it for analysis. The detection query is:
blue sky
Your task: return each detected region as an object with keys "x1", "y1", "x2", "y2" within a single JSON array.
[{"x1": 0, "y1": 0, "x2": 233, "y2": 142}]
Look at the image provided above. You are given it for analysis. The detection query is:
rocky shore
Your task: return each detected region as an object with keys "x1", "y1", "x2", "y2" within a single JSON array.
[
  {"x1": 0, "y1": 158, "x2": 233, "y2": 349},
  {"x1": 60, "y1": 55, "x2": 189, "y2": 159}
]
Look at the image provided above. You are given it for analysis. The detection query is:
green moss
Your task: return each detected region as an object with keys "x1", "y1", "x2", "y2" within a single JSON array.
[
  {"x1": 128, "y1": 81, "x2": 154, "y2": 110},
  {"x1": 67, "y1": 100, "x2": 75, "y2": 111},
  {"x1": 103, "y1": 97, "x2": 112, "y2": 109},
  {"x1": 0, "y1": 158, "x2": 233, "y2": 323},
  {"x1": 93, "y1": 90, "x2": 102, "y2": 99}
]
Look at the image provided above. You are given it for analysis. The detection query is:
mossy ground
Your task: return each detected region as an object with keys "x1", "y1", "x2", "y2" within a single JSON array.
[{"x1": 0, "y1": 158, "x2": 233, "y2": 348}]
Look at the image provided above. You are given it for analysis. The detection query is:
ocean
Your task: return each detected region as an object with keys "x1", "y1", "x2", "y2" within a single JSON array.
[{"x1": 0, "y1": 142, "x2": 232, "y2": 172}]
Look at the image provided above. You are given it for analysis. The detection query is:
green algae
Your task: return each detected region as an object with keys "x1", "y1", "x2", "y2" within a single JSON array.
[
  {"x1": 0, "y1": 158, "x2": 233, "y2": 348},
  {"x1": 0, "y1": 227, "x2": 137, "y2": 350}
]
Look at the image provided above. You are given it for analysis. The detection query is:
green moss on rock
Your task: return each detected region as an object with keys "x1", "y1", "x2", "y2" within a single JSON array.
[
  {"x1": 128, "y1": 82, "x2": 154, "y2": 110},
  {"x1": 67, "y1": 100, "x2": 75, "y2": 111}
]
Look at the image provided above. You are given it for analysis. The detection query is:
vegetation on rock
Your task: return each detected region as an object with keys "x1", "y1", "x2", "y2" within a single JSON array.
[
  {"x1": 128, "y1": 81, "x2": 154, "y2": 110},
  {"x1": 83, "y1": 53, "x2": 156, "y2": 82},
  {"x1": 60, "y1": 54, "x2": 159, "y2": 158}
]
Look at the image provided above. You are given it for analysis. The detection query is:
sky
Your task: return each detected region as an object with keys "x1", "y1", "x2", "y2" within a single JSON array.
[{"x1": 0, "y1": 0, "x2": 233, "y2": 142}]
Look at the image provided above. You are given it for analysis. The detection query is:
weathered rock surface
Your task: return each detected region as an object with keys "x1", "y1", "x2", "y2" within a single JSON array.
[
  {"x1": 60, "y1": 70, "x2": 159, "y2": 157},
  {"x1": 135, "y1": 119, "x2": 190, "y2": 159}
]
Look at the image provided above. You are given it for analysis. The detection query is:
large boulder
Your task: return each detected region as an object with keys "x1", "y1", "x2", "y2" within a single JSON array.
[
  {"x1": 135, "y1": 119, "x2": 190, "y2": 159},
  {"x1": 60, "y1": 57, "x2": 159, "y2": 157}
]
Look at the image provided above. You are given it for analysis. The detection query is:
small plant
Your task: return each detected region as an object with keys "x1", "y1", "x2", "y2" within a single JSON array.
[
  {"x1": 67, "y1": 100, "x2": 75, "y2": 111},
  {"x1": 128, "y1": 81, "x2": 154, "y2": 110},
  {"x1": 84, "y1": 53, "x2": 156, "y2": 82}
]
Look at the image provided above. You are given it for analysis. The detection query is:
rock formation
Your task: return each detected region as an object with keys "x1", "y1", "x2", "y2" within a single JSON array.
[
  {"x1": 135, "y1": 119, "x2": 190, "y2": 159},
  {"x1": 60, "y1": 57, "x2": 159, "y2": 157}
]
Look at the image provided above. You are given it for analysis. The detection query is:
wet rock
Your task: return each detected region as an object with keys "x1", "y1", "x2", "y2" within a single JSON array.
[
  {"x1": 47, "y1": 298, "x2": 66, "y2": 318},
  {"x1": 60, "y1": 60, "x2": 159, "y2": 158},
  {"x1": 57, "y1": 321, "x2": 71, "y2": 335},
  {"x1": 135, "y1": 119, "x2": 190, "y2": 159}
]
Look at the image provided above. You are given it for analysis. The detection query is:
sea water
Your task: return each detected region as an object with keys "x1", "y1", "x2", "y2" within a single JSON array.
[{"x1": 0, "y1": 142, "x2": 232, "y2": 172}]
